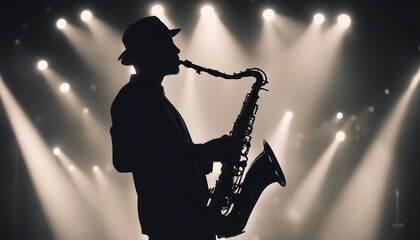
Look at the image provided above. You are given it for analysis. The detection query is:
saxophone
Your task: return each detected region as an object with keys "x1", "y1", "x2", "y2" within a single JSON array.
[{"x1": 179, "y1": 60, "x2": 286, "y2": 238}]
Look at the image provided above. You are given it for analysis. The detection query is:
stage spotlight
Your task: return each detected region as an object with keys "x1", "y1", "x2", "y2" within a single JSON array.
[
  {"x1": 314, "y1": 13, "x2": 325, "y2": 24},
  {"x1": 201, "y1": 5, "x2": 215, "y2": 17},
  {"x1": 37, "y1": 60, "x2": 48, "y2": 71},
  {"x1": 337, "y1": 14, "x2": 351, "y2": 28},
  {"x1": 59, "y1": 83, "x2": 70, "y2": 93},
  {"x1": 285, "y1": 111, "x2": 293, "y2": 118},
  {"x1": 263, "y1": 9, "x2": 275, "y2": 21},
  {"x1": 335, "y1": 131, "x2": 345, "y2": 142},
  {"x1": 336, "y1": 112, "x2": 343, "y2": 119},
  {"x1": 92, "y1": 165, "x2": 99, "y2": 172},
  {"x1": 81, "y1": 10, "x2": 92, "y2": 22},
  {"x1": 68, "y1": 165, "x2": 75, "y2": 171},
  {"x1": 82, "y1": 108, "x2": 89, "y2": 114},
  {"x1": 56, "y1": 18, "x2": 67, "y2": 29},
  {"x1": 151, "y1": 4, "x2": 164, "y2": 16},
  {"x1": 385, "y1": 89, "x2": 390, "y2": 95},
  {"x1": 53, "y1": 147, "x2": 61, "y2": 156}
]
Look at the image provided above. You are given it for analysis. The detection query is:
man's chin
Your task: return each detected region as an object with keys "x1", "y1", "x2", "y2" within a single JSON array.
[
  {"x1": 165, "y1": 66, "x2": 180, "y2": 76},
  {"x1": 172, "y1": 65, "x2": 180, "y2": 74}
]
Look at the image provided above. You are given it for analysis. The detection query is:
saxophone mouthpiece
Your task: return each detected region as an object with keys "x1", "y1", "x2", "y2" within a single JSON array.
[{"x1": 179, "y1": 59, "x2": 191, "y2": 67}]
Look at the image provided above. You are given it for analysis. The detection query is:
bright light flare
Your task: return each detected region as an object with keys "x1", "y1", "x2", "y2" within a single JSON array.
[
  {"x1": 263, "y1": 9, "x2": 275, "y2": 21},
  {"x1": 337, "y1": 14, "x2": 351, "y2": 28},
  {"x1": 37, "y1": 60, "x2": 48, "y2": 71},
  {"x1": 201, "y1": 5, "x2": 215, "y2": 17},
  {"x1": 53, "y1": 147, "x2": 61, "y2": 156},
  {"x1": 82, "y1": 107, "x2": 89, "y2": 114},
  {"x1": 92, "y1": 165, "x2": 99, "y2": 172},
  {"x1": 56, "y1": 18, "x2": 67, "y2": 29},
  {"x1": 68, "y1": 165, "x2": 75, "y2": 171},
  {"x1": 285, "y1": 111, "x2": 293, "y2": 118},
  {"x1": 129, "y1": 66, "x2": 136, "y2": 75},
  {"x1": 81, "y1": 10, "x2": 92, "y2": 22},
  {"x1": 314, "y1": 13, "x2": 325, "y2": 24},
  {"x1": 151, "y1": 4, "x2": 164, "y2": 16},
  {"x1": 59, "y1": 83, "x2": 70, "y2": 93},
  {"x1": 336, "y1": 112, "x2": 343, "y2": 119},
  {"x1": 335, "y1": 131, "x2": 345, "y2": 142}
]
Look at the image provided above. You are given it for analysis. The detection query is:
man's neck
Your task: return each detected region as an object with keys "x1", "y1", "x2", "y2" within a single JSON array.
[
  {"x1": 136, "y1": 72, "x2": 164, "y2": 87},
  {"x1": 134, "y1": 65, "x2": 165, "y2": 83}
]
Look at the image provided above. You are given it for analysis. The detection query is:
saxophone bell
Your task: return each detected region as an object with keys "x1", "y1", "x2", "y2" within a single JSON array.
[{"x1": 216, "y1": 140, "x2": 285, "y2": 238}]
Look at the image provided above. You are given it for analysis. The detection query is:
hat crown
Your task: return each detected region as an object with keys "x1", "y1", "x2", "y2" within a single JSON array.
[
  {"x1": 122, "y1": 16, "x2": 171, "y2": 49},
  {"x1": 119, "y1": 16, "x2": 180, "y2": 65}
]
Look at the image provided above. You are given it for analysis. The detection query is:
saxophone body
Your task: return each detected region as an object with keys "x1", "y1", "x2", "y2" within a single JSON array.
[{"x1": 180, "y1": 60, "x2": 286, "y2": 238}]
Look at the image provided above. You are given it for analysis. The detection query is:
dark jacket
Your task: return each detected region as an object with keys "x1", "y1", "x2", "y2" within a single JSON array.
[{"x1": 110, "y1": 75, "x2": 215, "y2": 239}]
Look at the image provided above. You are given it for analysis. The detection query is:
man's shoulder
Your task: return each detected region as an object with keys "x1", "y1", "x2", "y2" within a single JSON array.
[{"x1": 113, "y1": 82, "x2": 146, "y2": 104}]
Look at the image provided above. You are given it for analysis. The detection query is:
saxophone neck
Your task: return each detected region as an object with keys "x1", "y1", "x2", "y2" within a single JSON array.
[{"x1": 179, "y1": 59, "x2": 268, "y2": 86}]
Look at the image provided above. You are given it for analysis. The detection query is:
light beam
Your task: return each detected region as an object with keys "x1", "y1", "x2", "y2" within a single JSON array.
[{"x1": 317, "y1": 67, "x2": 420, "y2": 240}]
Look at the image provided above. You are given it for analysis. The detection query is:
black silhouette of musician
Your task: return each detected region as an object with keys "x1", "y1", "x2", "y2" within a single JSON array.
[{"x1": 110, "y1": 16, "x2": 238, "y2": 240}]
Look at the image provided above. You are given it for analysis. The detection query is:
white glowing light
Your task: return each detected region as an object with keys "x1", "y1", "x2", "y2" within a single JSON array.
[
  {"x1": 385, "y1": 89, "x2": 390, "y2": 95},
  {"x1": 60, "y1": 83, "x2": 70, "y2": 93},
  {"x1": 81, "y1": 10, "x2": 92, "y2": 22},
  {"x1": 56, "y1": 18, "x2": 67, "y2": 29},
  {"x1": 314, "y1": 13, "x2": 325, "y2": 24},
  {"x1": 68, "y1": 165, "x2": 75, "y2": 171},
  {"x1": 37, "y1": 60, "x2": 48, "y2": 71},
  {"x1": 263, "y1": 9, "x2": 275, "y2": 21},
  {"x1": 53, "y1": 147, "x2": 61, "y2": 156},
  {"x1": 151, "y1": 5, "x2": 164, "y2": 16},
  {"x1": 337, "y1": 14, "x2": 351, "y2": 28},
  {"x1": 336, "y1": 112, "x2": 343, "y2": 119},
  {"x1": 129, "y1": 66, "x2": 136, "y2": 75},
  {"x1": 335, "y1": 131, "x2": 346, "y2": 142},
  {"x1": 82, "y1": 108, "x2": 89, "y2": 114},
  {"x1": 285, "y1": 111, "x2": 293, "y2": 118},
  {"x1": 201, "y1": 5, "x2": 215, "y2": 17},
  {"x1": 368, "y1": 106, "x2": 375, "y2": 112},
  {"x1": 92, "y1": 165, "x2": 99, "y2": 172}
]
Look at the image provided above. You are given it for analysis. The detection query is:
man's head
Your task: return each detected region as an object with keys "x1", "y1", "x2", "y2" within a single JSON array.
[{"x1": 118, "y1": 16, "x2": 181, "y2": 76}]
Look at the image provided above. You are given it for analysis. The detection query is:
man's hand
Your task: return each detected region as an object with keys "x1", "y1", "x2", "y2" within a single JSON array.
[{"x1": 202, "y1": 135, "x2": 242, "y2": 163}]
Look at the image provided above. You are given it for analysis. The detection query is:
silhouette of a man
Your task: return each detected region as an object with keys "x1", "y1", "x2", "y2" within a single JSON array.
[{"x1": 110, "y1": 16, "x2": 238, "y2": 240}]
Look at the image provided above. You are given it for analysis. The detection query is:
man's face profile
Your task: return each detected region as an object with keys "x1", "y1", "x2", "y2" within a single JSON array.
[{"x1": 135, "y1": 35, "x2": 180, "y2": 77}]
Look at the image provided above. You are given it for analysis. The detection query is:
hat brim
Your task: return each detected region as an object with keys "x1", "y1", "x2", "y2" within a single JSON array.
[
  {"x1": 118, "y1": 28, "x2": 181, "y2": 65},
  {"x1": 170, "y1": 28, "x2": 181, "y2": 37}
]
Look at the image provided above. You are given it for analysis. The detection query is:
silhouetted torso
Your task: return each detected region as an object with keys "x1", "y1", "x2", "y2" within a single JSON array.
[{"x1": 110, "y1": 75, "x2": 215, "y2": 240}]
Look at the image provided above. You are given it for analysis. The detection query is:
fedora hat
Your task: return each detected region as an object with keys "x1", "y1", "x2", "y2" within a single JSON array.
[{"x1": 118, "y1": 16, "x2": 181, "y2": 65}]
